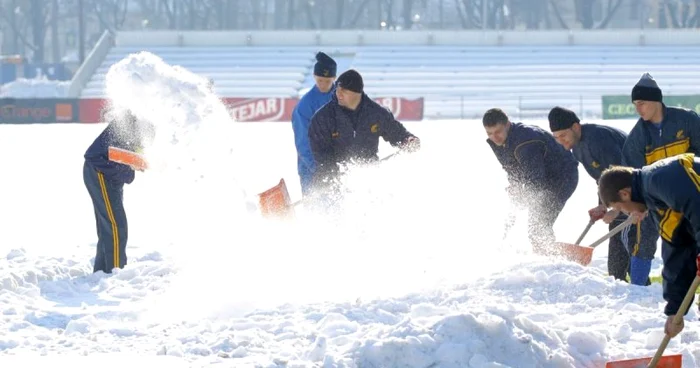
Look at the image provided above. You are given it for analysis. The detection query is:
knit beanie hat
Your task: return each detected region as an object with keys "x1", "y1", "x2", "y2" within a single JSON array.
[
  {"x1": 631, "y1": 72, "x2": 662, "y2": 102},
  {"x1": 548, "y1": 106, "x2": 580, "y2": 132},
  {"x1": 313, "y1": 52, "x2": 337, "y2": 78},
  {"x1": 336, "y1": 69, "x2": 363, "y2": 94}
]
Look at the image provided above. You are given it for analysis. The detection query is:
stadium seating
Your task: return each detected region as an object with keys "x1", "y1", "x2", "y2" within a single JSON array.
[
  {"x1": 80, "y1": 44, "x2": 700, "y2": 119},
  {"x1": 80, "y1": 46, "x2": 324, "y2": 98}
]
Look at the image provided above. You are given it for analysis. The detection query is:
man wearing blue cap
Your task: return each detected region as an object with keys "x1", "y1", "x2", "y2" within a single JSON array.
[{"x1": 291, "y1": 52, "x2": 337, "y2": 197}]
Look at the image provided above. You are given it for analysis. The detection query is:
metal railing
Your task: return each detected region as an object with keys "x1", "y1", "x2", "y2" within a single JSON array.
[{"x1": 419, "y1": 94, "x2": 616, "y2": 121}]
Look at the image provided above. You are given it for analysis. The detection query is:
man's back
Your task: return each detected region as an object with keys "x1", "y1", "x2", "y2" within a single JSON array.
[
  {"x1": 573, "y1": 123, "x2": 627, "y2": 181},
  {"x1": 488, "y1": 122, "x2": 578, "y2": 190},
  {"x1": 640, "y1": 153, "x2": 700, "y2": 211}
]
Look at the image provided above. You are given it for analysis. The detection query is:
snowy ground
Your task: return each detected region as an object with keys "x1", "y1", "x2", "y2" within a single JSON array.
[
  {"x1": 2, "y1": 52, "x2": 699, "y2": 367},
  {"x1": 2, "y1": 118, "x2": 698, "y2": 367}
]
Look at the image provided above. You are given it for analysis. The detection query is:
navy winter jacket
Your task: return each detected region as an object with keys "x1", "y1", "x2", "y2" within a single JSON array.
[
  {"x1": 622, "y1": 105, "x2": 700, "y2": 168},
  {"x1": 84, "y1": 120, "x2": 148, "y2": 185},
  {"x1": 573, "y1": 123, "x2": 627, "y2": 182},
  {"x1": 631, "y1": 153, "x2": 700, "y2": 315},
  {"x1": 573, "y1": 123, "x2": 629, "y2": 224},
  {"x1": 488, "y1": 122, "x2": 579, "y2": 201},
  {"x1": 308, "y1": 93, "x2": 416, "y2": 179}
]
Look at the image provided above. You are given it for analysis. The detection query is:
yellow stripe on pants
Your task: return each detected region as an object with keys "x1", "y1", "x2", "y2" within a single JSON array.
[{"x1": 97, "y1": 172, "x2": 119, "y2": 269}]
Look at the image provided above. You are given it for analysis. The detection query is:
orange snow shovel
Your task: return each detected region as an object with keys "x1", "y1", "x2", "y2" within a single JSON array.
[
  {"x1": 603, "y1": 275, "x2": 700, "y2": 368},
  {"x1": 551, "y1": 216, "x2": 636, "y2": 266},
  {"x1": 257, "y1": 178, "x2": 298, "y2": 219},
  {"x1": 108, "y1": 146, "x2": 148, "y2": 171}
]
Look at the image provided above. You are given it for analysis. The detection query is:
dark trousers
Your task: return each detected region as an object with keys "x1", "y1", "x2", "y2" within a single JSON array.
[
  {"x1": 83, "y1": 162, "x2": 128, "y2": 273},
  {"x1": 607, "y1": 220, "x2": 630, "y2": 281},
  {"x1": 529, "y1": 170, "x2": 579, "y2": 254}
]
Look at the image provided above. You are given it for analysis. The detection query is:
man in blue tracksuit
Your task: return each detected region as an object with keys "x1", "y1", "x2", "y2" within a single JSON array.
[
  {"x1": 291, "y1": 52, "x2": 337, "y2": 197},
  {"x1": 547, "y1": 106, "x2": 651, "y2": 284},
  {"x1": 598, "y1": 153, "x2": 700, "y2": 338},
  {"x1": 84, "y1": 111, "x2": 154, "y2": 274},
  {"x1": 620, "y1": 72, "x2": 700, "y2": 286},
  {"x1": 484, "y1": 108, "x2": 579, "y2": 254}
]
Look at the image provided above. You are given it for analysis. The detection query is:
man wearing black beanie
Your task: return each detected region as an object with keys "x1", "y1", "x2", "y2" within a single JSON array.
[
  {"x1": 620, "y1": 72, "x2": 700, "y2": 296},
  {"x1": 307, "y1": 68, "x2": 420, "y2": 206},
  {"x1": 291, "y1": 51, "x2": 338, "y2": 197},
  {"x1": 547, "y1": 106, "x2": 653, "y2": 285}
]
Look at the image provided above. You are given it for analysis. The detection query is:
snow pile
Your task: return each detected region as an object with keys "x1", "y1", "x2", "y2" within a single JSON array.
[
  {"x1": 99, "y1": 50, "x2": 255, "y2": 275},
  {"x1": 2, "y1": 49, "x2": 700, "y2": 366},
  {"x1": 0, "y1": 76, "x2": 71, "y2": 98}
]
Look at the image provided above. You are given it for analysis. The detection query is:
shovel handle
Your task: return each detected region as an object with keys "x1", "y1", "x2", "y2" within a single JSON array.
[
  {"x1": 647, "y1": 274, "x2": 700, "y2": 368},
  {"x1": 588, "y1": 216, "x2": 636, "y2": 249},
  {"x1": 575, "y1": 220, "x2": 595, "y2": 245}
]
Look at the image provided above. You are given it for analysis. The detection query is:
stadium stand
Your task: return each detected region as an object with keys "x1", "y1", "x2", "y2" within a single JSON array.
[{"x1": 79, "y1": 44, "x2": 700, "y2": 119}]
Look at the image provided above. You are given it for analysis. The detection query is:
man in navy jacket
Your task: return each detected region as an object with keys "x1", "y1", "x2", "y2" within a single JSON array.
[
  {"x1": 598, "y1": 153, "x2": 700, "y2": 338},
  {"x1": 548, "y1": 106, "x2": 652, "y2": 285},
  {"x1": 84, "y1": 111, "x2": 154, "y2": 274},
  {"x1": 484, "y1": 108, "x2": 579, "y2": 254},
  {"x1": 308, "y1": 69, "x2": 420, "y2": 204},
  {"x1": 620, "y1": 73, "x2": 700, "y2": 287},
  {"x1": 291, "y1": 52, "x2": 337, "y2": 197}
]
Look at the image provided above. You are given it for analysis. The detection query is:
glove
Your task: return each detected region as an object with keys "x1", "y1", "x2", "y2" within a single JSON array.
[{"x1": 588, "y1": 205, "x2": 607, "y2": 222}]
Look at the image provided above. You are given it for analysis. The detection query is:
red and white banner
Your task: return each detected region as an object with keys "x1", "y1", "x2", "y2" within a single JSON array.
[
  {"x1": 374, "y1": 97, "x2": 424, "y2": 121},
  {"x1": 77, "y1": 97, "x2": 424, "y2": 123},
  {"x1": 222, "y1": 97, "x2": 297, "y2": 122}
]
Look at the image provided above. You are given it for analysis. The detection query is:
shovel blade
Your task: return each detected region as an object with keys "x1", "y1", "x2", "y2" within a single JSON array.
[
  {"x1": 549, "y1": 242, "x2": 594, "y2": 266},
  {"x1": 257, "y1": 178, "x2": 295, "y2": 219},
  {"x1": 108, "y1": 146, "x2": 149, "y2": 171},
  {"x1": 605, "y1": 354, "x2": 682, "y2": 368}
]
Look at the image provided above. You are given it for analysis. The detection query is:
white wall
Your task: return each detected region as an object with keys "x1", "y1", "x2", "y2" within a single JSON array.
[{"x1": 114, "y1": 29, "x2": 700, "y2": 47}]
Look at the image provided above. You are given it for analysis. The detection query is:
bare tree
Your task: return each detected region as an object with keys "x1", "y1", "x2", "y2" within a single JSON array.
[
  {"x1": 0, "y1": 0, "x2": 51, "y2": 62},
  {"x1": 89, "y1": 0, "x2": 129, "y2": 33},
  {"x1": 574, "y1": 0, "x2": 624, "y2": 29},
  {"x1": 402, "y1": 0, "x2": 415, "y2": 29},
  {"x1": 664, "y1": 0, "x2": 700, "y2": 28}
]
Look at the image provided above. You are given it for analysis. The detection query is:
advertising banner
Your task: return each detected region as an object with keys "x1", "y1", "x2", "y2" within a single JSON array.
[
  {"x1": 79, "y1": 97, "x2": 425, "y2": 123},
  {"x1": 222, "y1": 97, "x2": 298, "y2": 122},
  {"x1": 374, "y1": 97, "x2": 424, "y2": 121},
  {"x1": 602, "y1": 95, "x2": 700, "y2": 119},
  {"x1": 0, "y1": 98, "x2": 78, "y2": 124}
]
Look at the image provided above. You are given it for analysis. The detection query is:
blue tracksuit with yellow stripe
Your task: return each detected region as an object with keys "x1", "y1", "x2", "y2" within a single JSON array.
[
  {"x1": 572, "y1": 123, "x2": 634, "y2": 282},
  {"x1": 622, "y1": 105, "x2": 700, "y2": 284},
  {"x1": 488, "y1": 122, "x2": 579, "y2": 253},
  {"x1": 630, "y1": 153, "x2": 700, "y2": 316},
  {"x1": 84, "y1": 118, "x2": 148, "y2": 274}
]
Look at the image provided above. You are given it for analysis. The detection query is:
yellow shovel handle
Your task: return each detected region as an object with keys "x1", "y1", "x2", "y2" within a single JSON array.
[{"x1": 647, "y1": 274, "x2": 700, "y2": 367}]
